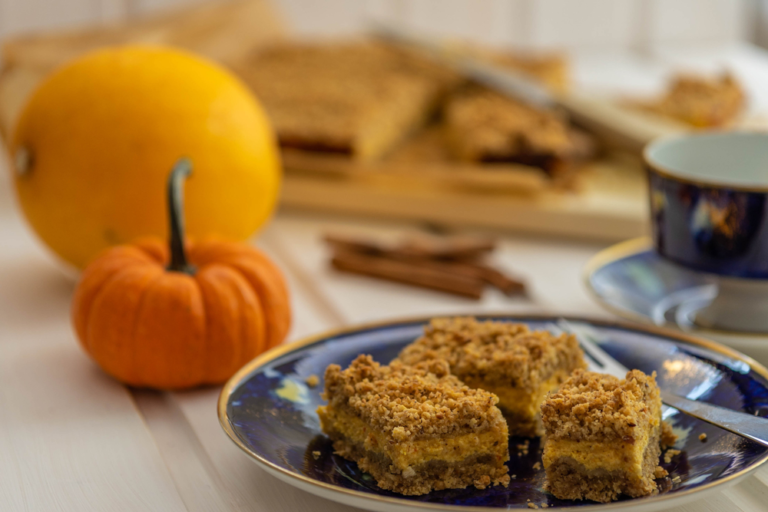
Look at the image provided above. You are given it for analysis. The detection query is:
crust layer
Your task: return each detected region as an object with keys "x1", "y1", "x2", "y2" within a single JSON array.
[{"x1": 325, "y1": 426, "x2": 510, "y2": 495}]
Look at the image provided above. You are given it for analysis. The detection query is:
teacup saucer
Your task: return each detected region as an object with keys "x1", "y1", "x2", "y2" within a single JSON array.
[{"x1": 584, "y1": 237, "x2": 768, "y2": 364}]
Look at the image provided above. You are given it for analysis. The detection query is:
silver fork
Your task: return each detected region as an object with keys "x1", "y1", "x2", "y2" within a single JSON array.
[{"x1": 550, "y1": 319, "x2": 768, "y2": 448}]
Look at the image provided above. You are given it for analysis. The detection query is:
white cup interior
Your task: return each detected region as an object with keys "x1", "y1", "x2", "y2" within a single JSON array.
[{"x1": 645, "y1": 132, "x2": 768, "y2": 188}]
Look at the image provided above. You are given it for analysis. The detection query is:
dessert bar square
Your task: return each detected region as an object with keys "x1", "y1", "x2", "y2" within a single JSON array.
[
  {"x1": 636, "y1": 73, "x2": 745, "y2": 128},
  {"x1": 396, "y1": 317, "x2": 587, "y2": 436},
  {"x1": 444, "y1": 87, "x2": 579, "y2": 175},
  {"x1": 317, "y1": 355, "x2": 510, "y2": 495},
  {"x1": 441, "y1": 53, "x2": 590, "y2": 177},
  {"x1": 240, "y1": 41, "x2": 458, "y2": 160},
  {"x1": 541, "y1": 369, "x2": 676, "y2": 503}
]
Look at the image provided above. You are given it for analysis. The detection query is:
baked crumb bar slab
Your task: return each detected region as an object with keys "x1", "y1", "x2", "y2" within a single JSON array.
[
  {"x1": 317, "y1": 355, "x2": 510, "y2": 495},
  {"x1": 240, "y1": 41, "x2": 459, "y2": 161},
  {"x1": 636, "y1": 73, "x2": 745, "y2": 128},
  {"x1": 541, "y1": 369, "x2": 676, "y2": 503},
  {"x1": 445, "y1": 87, "x2": 578, "y2": 173},
  {"x1": 441, "y1": 52, "x2": 591, "y2": 177},
  {"x1": 396, "y1": 317, "x2": 587, "y2": 436}
]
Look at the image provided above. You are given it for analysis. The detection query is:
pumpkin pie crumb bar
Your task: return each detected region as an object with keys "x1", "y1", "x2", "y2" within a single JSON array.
[
  {"x1": 635, "y1": 72, "x2": 745, "y2": 128},
  {"x1": 541, "y1": 369, "x2": 677, "y2": 503},
  {"x1": 240, "y1": 41, "x2": 459, "y2": 160},
  {"x1": 396, "y1": 317, "x2": 587, "y2": 436},
  {"x1": 442, "y1": 53, "x2": 591, "y2": 177},
  {"x1": 317, "y1": 354, "x2": 510, "y2": 495}
]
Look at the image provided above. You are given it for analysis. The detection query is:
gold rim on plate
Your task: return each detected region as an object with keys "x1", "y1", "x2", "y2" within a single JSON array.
[
  {"x1": 583, "y1": 237, "x2": 768, "y2": 340},
  {"x1": 218, "y1": 313, "x2": 768, "y2": 512}
]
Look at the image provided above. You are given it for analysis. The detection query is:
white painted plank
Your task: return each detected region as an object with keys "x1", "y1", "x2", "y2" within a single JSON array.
[
  {"x1": 363, "y1": 0, "x2": 404, "y2": 29},
  {"x1": 0, "y1": 0, "x2": 101, "y2": 38},
  {"x1": 480, "y1": 0, "x2": 531, "y2": 49},
  {"x1": 528, "y1": 0, "x2": 639, "y2": 50},
  {"x1": 0, "y1": 159, "x2": 188, "y2": 512},
  {"x1": 97, "y1": 0, "x2": 130, "y2": 22},
  {"x1": 273, "y1": 0, "x2": 367, "y2": 37},
  {"x1": 172, "y1": 387, "x2": 363, "y2": 512},
  {"x1": 133, "y1": 390, "x2": 232, "y2": 512},
  {"x1": 667, "y1": 492, "x2": 752, "y2": 512},
  {"x1": 402, "y1": 0, "x2": 530, "y2": 48},
  {"x1": 722, "y1": 475, "x2": 768, "y2": 511},
  {"x1": 403, "y1": 0, "x2": 478, "y2": 40},
  {"x1": 131, "y1": 0, "x2": 210, "y2": 15},
  {"x1": 646, "y1": 0, "x2": 748, "y2": 44}
]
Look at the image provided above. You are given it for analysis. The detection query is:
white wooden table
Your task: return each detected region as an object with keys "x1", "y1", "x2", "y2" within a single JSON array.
[{"x1": 4, "y1": 43, "x2": 768, "y2": 512}]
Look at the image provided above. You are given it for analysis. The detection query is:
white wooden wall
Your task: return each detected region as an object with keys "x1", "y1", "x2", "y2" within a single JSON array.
[{"x1": 0, "y1": 0, "x2": 758, "y2": 52}]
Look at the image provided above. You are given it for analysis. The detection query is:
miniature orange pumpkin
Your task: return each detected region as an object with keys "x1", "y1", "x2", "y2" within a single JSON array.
[{"x1": 71, "y1": 159, "x2": 291, "y2": 389}]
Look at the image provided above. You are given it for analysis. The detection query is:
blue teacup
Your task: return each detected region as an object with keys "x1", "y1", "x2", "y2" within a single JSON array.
[{"x1": 645, "y1": 132, "x2": 768, "y2": 332}]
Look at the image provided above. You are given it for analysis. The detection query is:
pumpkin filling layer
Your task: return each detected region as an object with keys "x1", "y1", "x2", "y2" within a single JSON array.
[
  {"x1": 318, "y1": 406, "x2": 507, "y2": 470},
  {"x1": 543, "y1": 427, "x2": 654, "y2": 474}
]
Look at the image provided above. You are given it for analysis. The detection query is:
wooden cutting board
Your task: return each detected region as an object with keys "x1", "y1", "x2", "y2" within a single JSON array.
[
  {"x1": 281, "y1": 145, "x2": 648, "y2": 241},
  {"x1": 0, "y1": 0, "x2": 656, "y2": 242}
]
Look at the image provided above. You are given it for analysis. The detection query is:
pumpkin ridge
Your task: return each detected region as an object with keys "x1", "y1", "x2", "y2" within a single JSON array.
[
  {"x1": 84, "y1": 264, "x2": 163, "y2": 383},
  {"x1": 125, "y1": 271, "x2": 169, "y2": 386},
  {"x1": 196, "y1": 264, "x2": 265, "y2": 383},
  {"x1": 229, "y1": 267, "x2": 267, "y2": 367},
  {"x1": 195, "y1": 269, "x2": 222, "y2": 384},
  {"x1": 81, "y1": 259, "x2": 157, "y2": 355},
  {"x1": 72, "y1": 252, "x2": 136, "y2": 350},
  {"x1": 224, "y1": 256, "x2": 290, "y2": 349},
  {"x1": 221, "y1": 259, "x2": 274, "y2": 350}
]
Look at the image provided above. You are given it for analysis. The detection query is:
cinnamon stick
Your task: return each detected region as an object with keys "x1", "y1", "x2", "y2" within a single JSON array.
[
  {"x1": 400, "y1": 235, "x2": 496, "y2": 261},
  {"x1": 323, "y1": 235, "x2": 387, "y2": 257},
  {"x1": 323, "y1": 233, "x2": 495, "y2": 261},
  {"x1": 453, "y1": 261, "x2": 527, "y2": 296},
  {"x1": 330, "y1": 249, "x2": 485, "y2": 299},
  {"x1": 324, "y1": 233, "x2": 526, "y2": 296}
]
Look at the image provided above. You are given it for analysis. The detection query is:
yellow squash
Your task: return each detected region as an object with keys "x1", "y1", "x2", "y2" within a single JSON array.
[{"x1": 11, "y1": 45, "x2": 280, "y2": 269}]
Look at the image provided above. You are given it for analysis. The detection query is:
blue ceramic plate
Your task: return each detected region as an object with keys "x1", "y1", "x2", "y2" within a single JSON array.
[{"x1": 218, "y1": 314, "x2": 768, "y2": 512}]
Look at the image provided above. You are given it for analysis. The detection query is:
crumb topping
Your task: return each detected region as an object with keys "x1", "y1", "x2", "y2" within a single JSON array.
[
  {"x1": 541, "y1": 369, "x2": 662, "y2": 442},
  {"x1": 305, "y1": 374, "x2": 319, "y2": 388},
  {"x1": 240, "y1": 41, "x2": 458, "y2": 151},
  {"x1": 639, "y1": 73, "x2": 744, "y2": 128},
  {"x1": 446, "y1": 87, "x2": 575, "y2": 162},
  {"x1": 397, "y1": 317, "x2": 587, "y2": 392},
  {"x1": 322, "y1": 354, "x2": 505, "y2": 440},
  {"x1": 661, "y1": 420, "x2": 677, "y2": 448},
  {"x1": 664, "y1": 449, "x2": 681, "y2": 464}
]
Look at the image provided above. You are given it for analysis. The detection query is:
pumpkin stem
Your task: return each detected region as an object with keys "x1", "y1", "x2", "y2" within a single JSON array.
[{"x1": 167, "y1": 158, "x2": 195, "y2": 274}]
